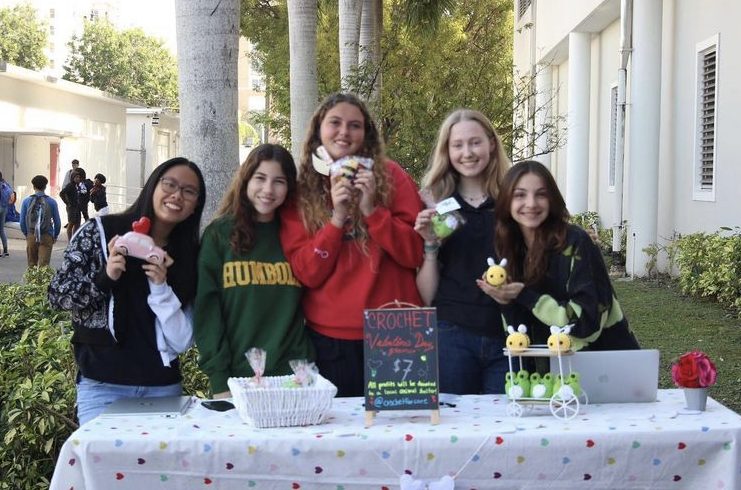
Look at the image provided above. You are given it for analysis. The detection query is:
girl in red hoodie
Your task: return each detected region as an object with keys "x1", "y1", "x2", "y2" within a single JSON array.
[{"x1": 280, "y1": 93, "x2": 424, "y2": 396}]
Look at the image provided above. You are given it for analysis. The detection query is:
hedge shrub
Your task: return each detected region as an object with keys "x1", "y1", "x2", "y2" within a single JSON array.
[
  {"x1": 0, "y1": 268, "x2": 209, "y2": 487},
  {"x1": 674, "y1": 228, "x2": 741, "y2": 315}
]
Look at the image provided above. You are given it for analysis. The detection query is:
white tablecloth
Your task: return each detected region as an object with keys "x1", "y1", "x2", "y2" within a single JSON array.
[{"x1": 50, "y1": 389, "x2": 740, "y2": 489}]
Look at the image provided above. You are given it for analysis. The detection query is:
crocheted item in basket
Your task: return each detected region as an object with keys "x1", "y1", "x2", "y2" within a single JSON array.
[{"x1": 227, "y1": 374, "x2": 337, "y2": 428}]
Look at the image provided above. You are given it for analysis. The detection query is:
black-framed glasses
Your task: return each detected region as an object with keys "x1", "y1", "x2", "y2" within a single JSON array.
[{"x1": 159, "y1": 177, "x2": 199, "y2": 201}]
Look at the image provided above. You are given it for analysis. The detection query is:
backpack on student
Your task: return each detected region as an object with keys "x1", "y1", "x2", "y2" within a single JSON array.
[
  {"x1": 0, "y1": 181, "x2": 12, "y2": 208},
  {"x1": 26, "y1": 195, "x2": 53, "y2": 242}
]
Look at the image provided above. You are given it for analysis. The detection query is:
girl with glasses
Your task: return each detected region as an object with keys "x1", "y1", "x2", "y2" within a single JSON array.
[
  {"x1": 49, "y1": 157, "x2": 206, "y2": 425},
  {"x1": 194, "y1": 144, "x2": 314, "y2": 398}
]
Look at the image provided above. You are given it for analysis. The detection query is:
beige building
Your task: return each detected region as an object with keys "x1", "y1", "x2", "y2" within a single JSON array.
[{"x1": 513, "y1": 0, "x2": 741, "y2": 275}]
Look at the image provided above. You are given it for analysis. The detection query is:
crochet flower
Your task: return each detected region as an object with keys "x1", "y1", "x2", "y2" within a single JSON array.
[{"x1": 671, "y1": 351, "x2": 717, "y2": 388}]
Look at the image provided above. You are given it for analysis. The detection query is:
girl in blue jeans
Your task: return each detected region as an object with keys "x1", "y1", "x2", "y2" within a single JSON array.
[
  {"x1": 414, "y1": 109, "x2": 518, "y2": 395},
  {"x1": 48, "y1": 158, "x2": 206, "y2": 425}
]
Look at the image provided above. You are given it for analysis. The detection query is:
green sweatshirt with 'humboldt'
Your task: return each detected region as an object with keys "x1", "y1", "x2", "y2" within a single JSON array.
[{"x1": 194, "y1": 215, "x2": 314, "y2": 393}]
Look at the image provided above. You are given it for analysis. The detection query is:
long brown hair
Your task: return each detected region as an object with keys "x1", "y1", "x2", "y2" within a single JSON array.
[
  {"x1": 495, "y1": 160, "x2": 569, "y2": 285},
  {"x1": 216, "y1": 144, "x2": 297, "y2": 254},
  {"x1": 297, "y1": 93, "x2": 390, "y2": 248},
  {"x1": 421, "y1": 108, "x2": 510, "y2": 201}
]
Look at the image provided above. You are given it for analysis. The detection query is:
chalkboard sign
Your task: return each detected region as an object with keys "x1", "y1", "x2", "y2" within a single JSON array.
[{"x1": 363, "y1": 306, "x2": 439, "y2": 413}]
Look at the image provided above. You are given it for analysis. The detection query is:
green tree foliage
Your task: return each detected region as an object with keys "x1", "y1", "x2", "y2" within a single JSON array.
[
  {"x1": 240, "y1": 0, "x2": 514, "y2": 179},
  {"x1": 63, "y1": 20, "x2": 178, "y2": 108},
  {"x1": 0, "y1": 268, "x2": 75, "y2": 489},
  {"x1": 381, "y1": 0, "x2": 514, "y2": 180},
  {"x1": 0, "y1": 4, "x2": 48, "y2": 70}
]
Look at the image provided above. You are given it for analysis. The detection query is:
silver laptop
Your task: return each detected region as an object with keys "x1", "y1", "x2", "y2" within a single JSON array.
[
  {"x1": 100, "y1": 395, "x2": 194, "y2": 418},
  {"x1": 550, "y1": 350, "x2": 660, "y2": 403}
]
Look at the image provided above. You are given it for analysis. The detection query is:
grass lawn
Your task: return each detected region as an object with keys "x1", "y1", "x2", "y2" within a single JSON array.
[{"x1": 614, "y1": 278, "x2": 741, "y2": 414}]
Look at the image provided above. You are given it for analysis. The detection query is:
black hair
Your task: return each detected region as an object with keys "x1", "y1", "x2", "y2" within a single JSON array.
[
  {"x1": 94, "y1": 173, "x2": 106, "y2": 184},
  {"x1": 109, "y1": 157, "x2": 206, "y2": 304},
  {"x1": 31, "y1": 175, "x2": 48, "y2": 190}
]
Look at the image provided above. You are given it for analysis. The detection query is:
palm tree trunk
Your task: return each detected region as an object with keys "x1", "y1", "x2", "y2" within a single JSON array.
[
  {"x1": 359, "y1": 0, "x2": 382, "y2": 111},
  {"x1": 339, "y1": 0, "x2": 362, "y2": 90},
  {"x1": 175, "y1": 0, "x2": 240, "y2": 225},
  {"x1": 288, "y1": 0, "x2": 319, "y2": 160}
]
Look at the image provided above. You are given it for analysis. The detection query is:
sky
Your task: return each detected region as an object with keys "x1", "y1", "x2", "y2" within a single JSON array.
[{"x1": 117, "y1": 0, "x2": 177, "y2": 54}]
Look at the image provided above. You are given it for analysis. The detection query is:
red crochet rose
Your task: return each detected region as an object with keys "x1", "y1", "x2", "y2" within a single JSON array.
[{"x1": 671, "y1": 351, "x2": 717, "y2": 388}]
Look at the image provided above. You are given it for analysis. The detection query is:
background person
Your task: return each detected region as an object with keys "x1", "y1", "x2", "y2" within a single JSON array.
[
  {"x1": 195, "y1": 144, "x2": 314, "y2": 398},
  {"x1": 62, "y1": 159, "x2": 81, "y2": 189},
  {"x1": 0, "y1": 171, "x2": 12, "y2": 257},
  {"x1": 76, "y1": 168, "x2": 93, "y2": 222},
  {"x1": 414, "y1": 109, "x2": 514, "y2": 395},
  {"x1": 19, "y1": 175, "x2": 62, "y2": 267},
  {"x1": 60, "y1": 169, "x2": 83, "y2": 241},
  {"x1": 48, "y1": 157, "x2": 206, "y2": 425},
  {"x1": 90, "y1": 173, "x2": 109, "y2": 216},
  {"x1": 280, "y1": 93, "x2": 424, "y2": 397},
  {"x1": 487, "y1": 160, "x2": 640, "y2": 351}
]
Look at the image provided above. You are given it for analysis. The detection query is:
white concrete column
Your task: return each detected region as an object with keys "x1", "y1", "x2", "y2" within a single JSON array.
[
  {"x1": 566, "y1": 32, "x2": 590, "y2": 213},
  {"x1": 626, "y1": 0, "x2": 662, "y2": 276},
  {"x1": 535, "y1": 63, "x2": 553, "y2": 169}
]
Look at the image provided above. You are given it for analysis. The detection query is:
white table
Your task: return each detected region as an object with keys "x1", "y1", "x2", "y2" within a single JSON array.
[{"x1": 50, "y1": 390, "x2": 740, "y2": 489}]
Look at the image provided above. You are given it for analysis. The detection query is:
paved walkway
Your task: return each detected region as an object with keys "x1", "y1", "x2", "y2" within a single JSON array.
[{"x1": 0, "y1": 236, "x2": 66, "y2": 284}]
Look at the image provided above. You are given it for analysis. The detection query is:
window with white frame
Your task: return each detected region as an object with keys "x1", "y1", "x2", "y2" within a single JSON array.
[
  {"x1": 693, "y1": 35, "x2": 719, "y2": 201},
  {"x1": 608, "y1": 85, "x2": 618, "y2": 190}
]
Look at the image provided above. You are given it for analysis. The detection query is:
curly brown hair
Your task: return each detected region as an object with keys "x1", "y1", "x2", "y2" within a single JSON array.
[
  {"x1": 494, "y1": 160, "x2": 569, "y2": 285},
  {"x1": 297, "y1": 93, "x2": 391, "y2": 249},
  {"x1": 216, "y1": 144, "x2": 297, "y2": 255}
]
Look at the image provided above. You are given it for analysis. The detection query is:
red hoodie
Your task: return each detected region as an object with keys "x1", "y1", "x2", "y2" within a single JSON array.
[{"x1": 280, "y1": 160, "x2": 424, "y2": 340}]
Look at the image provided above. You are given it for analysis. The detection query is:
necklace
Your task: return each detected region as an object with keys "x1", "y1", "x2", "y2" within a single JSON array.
[{"x1": 460, "y1": 193, "x2": 487, "y2": 204}]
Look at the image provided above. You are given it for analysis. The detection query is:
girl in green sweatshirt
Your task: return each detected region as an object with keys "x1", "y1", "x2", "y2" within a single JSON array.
[{"x1": 194, "y1": 144, "x2": 314, "y2": 398}]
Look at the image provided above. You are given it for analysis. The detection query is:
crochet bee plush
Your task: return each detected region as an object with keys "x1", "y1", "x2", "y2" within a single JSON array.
[
  {"x1": 547, "y1": 325, "x2": 573, "y2": 353},
  {"x1": 484, "y1": 257, "x2": 507, "y2": 287},
  {"x1": 506, "y1": 324, "x2": 531, "y2": 353}
]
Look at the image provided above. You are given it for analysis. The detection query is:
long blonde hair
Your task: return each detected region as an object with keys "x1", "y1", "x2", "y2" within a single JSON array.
[
  {"x1": 297, "y1": 93, "x2": 391, "y2": 247},
  {"x1": 421, "y1": 108, "x2": 510, "y2": 201}
]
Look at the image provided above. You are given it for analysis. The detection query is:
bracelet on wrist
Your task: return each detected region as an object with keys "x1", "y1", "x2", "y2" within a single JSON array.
[{"x1": 424, "y1": 241, "x2": 440, "y2": 253}]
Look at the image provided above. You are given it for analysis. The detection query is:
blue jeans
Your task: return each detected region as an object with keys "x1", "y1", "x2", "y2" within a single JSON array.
[
  {"x1": 76, "y1": 376, "x2": 182, "y2": 425},
  {"x1": 437, "y1": 320, "x2": 511, "y2": 395},
  {"x1": 0, "y1": 206, "x2": 7, "y2": 253}
]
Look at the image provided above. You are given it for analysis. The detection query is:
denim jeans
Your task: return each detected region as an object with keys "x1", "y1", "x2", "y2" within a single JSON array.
[
  {"x1": 0, "y1": 206, "x2": 7, "y2": 253},
  {"x1": 437, "y1": 320, "x2": 512, "y2": 395},
  {"x1": 76, "y1": 376, "x2": 182, "y2": 425}
]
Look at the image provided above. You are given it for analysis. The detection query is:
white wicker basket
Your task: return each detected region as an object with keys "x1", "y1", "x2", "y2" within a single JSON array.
[{"x1": 227, "y1": 374, "x2": 338, "y2": 428}]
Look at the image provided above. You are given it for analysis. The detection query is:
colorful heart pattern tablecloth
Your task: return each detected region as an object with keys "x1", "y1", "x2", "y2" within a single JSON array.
[{"x1": 50, "y1": 390, "x2": 740, "y2": 489}]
